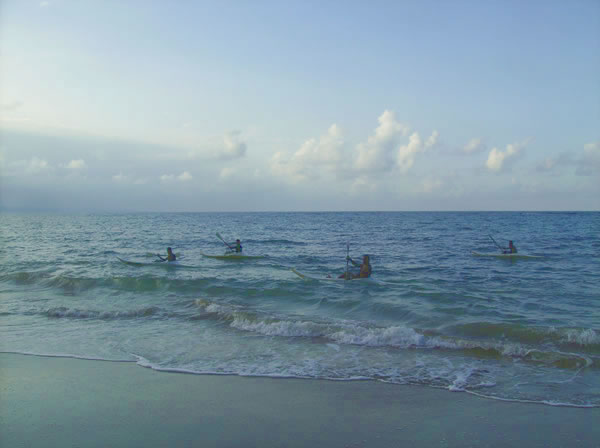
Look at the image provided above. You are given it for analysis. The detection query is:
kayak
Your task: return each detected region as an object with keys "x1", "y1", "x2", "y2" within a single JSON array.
[
  {"x1": 291, "y1": 268, "x2": 376, "y2": 282},
  {"x1": 117, "y1": 257, "x2": 185, "y2": 267},
  {"x1": 200, "y1": 252, "x2": 265, "y2": 261},
  {"x1": 471, "y1": 251, "x2": 544, "y2": 259}
]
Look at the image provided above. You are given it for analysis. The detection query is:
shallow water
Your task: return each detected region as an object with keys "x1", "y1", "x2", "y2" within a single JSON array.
[{"x1": 1, "y1": 211, "x2": 598, "y2": 406}]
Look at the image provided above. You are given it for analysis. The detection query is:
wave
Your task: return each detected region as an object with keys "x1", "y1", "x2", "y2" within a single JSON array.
[
  {"x1": 34, "y1": 305, "x2": 177, "y2": 320},
  {"x1": 194, "y1": 298, "x2": 594, "y2": 370},
  {"x1": 446, "y1": 322, "x2": 600, "y2": 352},
  {"x1": 0, "y1": 271, "x2": 51, "y2": 285},
  {"x1": 1, "y1": 351, "x2": 595, "y2": 408},
  {"x1": 0, "y1": 350, "x2": 134, "y2": 363},
  {"x1": 1, "y1": 270, "x2": 212, "y2": 294}
]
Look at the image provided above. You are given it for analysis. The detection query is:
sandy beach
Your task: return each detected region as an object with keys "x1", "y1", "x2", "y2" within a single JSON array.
[{"x1": 0, "y1": 353, "x2": 597, "y2": 448}]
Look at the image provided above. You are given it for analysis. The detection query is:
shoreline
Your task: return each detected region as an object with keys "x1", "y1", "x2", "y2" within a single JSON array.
[{"x1": 1, "y1": 353, "x2": 598, "y2": 447}]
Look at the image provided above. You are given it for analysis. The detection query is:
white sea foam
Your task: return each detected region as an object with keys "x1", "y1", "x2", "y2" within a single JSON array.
[
  {"x1": 563, "y1": 328, "x2": 599, "y2": 346},
  {"x1": 0, "y1": 350, "x2": 133, "y2": 363},
  {"x1": 42, "y1": 306, "x2": 162, "y2": 319},
  {"x1": 194, "y1": 298, "x2": 591, "y2": 368}
]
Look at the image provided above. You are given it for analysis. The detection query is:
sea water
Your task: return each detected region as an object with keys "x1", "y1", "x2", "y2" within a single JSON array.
[{"x1": 1, "y1": 212, "x2": 598, "y2": 407}]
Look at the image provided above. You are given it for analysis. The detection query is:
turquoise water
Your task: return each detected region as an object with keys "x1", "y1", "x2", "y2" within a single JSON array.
[{"x1": 1, "y1": 212, "x2": 599, "y2": 407}]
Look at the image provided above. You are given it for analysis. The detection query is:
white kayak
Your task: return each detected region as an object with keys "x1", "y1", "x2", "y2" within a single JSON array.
[
  {"x1": 201, "y1": 252, "x2": 265, "y2": 261},
  {"x1": 291, "y1": 268, "x2": 377, "y2": 282},
  {"x1": 471, "y1": 251, "x2": 544, "y2": 259}
]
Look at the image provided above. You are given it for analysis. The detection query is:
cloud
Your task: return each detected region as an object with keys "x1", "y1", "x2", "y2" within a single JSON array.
[
  {"x1": 112, "y1": 173, "x2": 129, "y2": 182},
  {"x1": 350, "y1": 175, "x2": 377, "y2": 193},
  {"x1": 576, "y1": 142, "x2": 600, "y2": 176},
  {"x1": 536, "y1": 157, "x2": 557, "y2": 173},
  {"x1": 271, "y1": 111, "x2": 438, "y2": 184},
  {"x1": 463, "y1": 138, "x2": 486, "y2": 154},
  {"x1": 397, "y1": 130, "x2": 438, "y2": 173},
  {"x1": 420, "y1": 177, "x2": 443, "y2": 193},
  {"x1": 160, "y1": 171, "x2": 192, "y2": 182},
  {"x1": 20, "y1": 157, "x2": 51, "y2": 174},
  {"x1": 220, "y1": 131, "x2": 247, "y2": 159},
  {"x1": 65, "y1": 159, "x2": 86, "y2": 170},
  {"x1": 112, "y1": 173, "x2": 147, "y2": 184},
  {"x1": 219, "y1": 167, "x2": 237, "y2": 180},
  {"x1": 40, "y1": 1, "x2": 50, "y2": 7},
  {"x1": 270, "y1": 124, "x2": 344, "y2": 182},
  {"x1": 534, "y1": 142, "x2": 599, "y2": 177},
  {"x1": 178, "y1": 171, "x2": 192, "y2": 181},
  {"x1": 354, "y1": 110, "x2": 410, "y2": 173},
  {"x1": 485, "y1": 139, "x2": 530, "y2": 172}
]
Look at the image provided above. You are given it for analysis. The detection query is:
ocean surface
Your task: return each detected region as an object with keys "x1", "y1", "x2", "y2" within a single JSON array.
[{"x1": 1, "y1": 212, "x2": 599, "y2": 407}]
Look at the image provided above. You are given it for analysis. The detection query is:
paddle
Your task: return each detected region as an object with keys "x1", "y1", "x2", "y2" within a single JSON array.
[
  {"x1": 216, "y1": 232, "x2": 234, "y2": 251},
  {"x1": 345, "y1": 243, "x2": 350, "y2": 280},
  {"x1": 146, "y1": 252, "x2": 181, "y2": 258},
  {"x1": 488, "y1": 234, "x2": 504, "y2": 252}
]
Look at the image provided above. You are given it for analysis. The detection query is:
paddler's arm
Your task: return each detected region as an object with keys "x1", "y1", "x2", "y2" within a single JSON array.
[
  {"x1": 156, "y1": 254, "x2": 166, "y2": 262},
  {"x1": 346, "y1": 256, "x2": 360, "y2": 267}
]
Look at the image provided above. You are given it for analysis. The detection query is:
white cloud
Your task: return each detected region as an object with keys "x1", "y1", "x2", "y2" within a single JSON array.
[
  {"x1": 354, "y1": 110, "x2": 410, "y2": 173},
  {"x1": 350, "y1": 175, "x2": 377, "y2": 193},
  {"x1": 577, "y1": 141, "x2": 600, "y2": 176},
  {"x1": 24, "y1": 157, "x2": 50, "y2": 174},
  {"x1": 66, "y1": 159, "x2": 86, "y2": 170},
  {"x1": 536, "y1": 157, "x2": 556, "y2": 173},
  {"x1": 396, "y1": 130, "x2": 439, "y2": 173},
  {"x1": 485, "y1": 139, "x2": 530, "y2": 172},
  {"x1": 112, "y1": 173, "x2": 129, "y2": 182},
  {"x1": 420, "y1": 177, "x2": 443, "y2": 193},
  {"x1": 463, "y1": 138, "x2": 485, "y2": 154},
  {"x1": 178, "y1": 171, "x2": 192, "y2": 181},
  {"x1": 221, "y1": 131, "x2": 247, "y2": 159},
  {"x1": 219, "y1": 167, "x2": 237, "y2": 180},
  {"x1": 270, "y1": 124, "x2": 344, "y2": 182},
  {"x1": 112, "y1": 173, "x2": 147, "y2": 184},
  {"x1": 160, "y1": 171, "x2": 192, "y2": 182},
  {"x1": 425, "y1": 130, "x2": 439, "y2": 149},
  {"x1": 272, "y1": 111, "x2": 438, "y2": 184}
]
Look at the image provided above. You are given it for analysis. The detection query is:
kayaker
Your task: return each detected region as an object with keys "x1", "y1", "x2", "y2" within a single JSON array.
[
  {"x1": 339, "y1": 254, "x2": 372, "y2": 279},
  {"x1": 503, "y1": 241, "x2": 517, "y2": 254},
  {"x1": 228, "y1": 239, "x2": 243, "y2": 253},
  {"x1": 157, "y1": 247, "x2": 177, "y2": 262}
]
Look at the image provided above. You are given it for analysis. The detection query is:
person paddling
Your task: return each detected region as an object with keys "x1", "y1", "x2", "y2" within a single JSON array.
[
  {"x1": 225, "y1": 239, "x2": 242, "y2": 253},
  {"x1": 338, "y1": 254, "x2": 372, "y2": 279},
  {"x1": 156, "y1": 247, "x2": 176, "y2": 262},
  {"x1": 503, "y1": 241, "x2": 517, "y2": 254}
]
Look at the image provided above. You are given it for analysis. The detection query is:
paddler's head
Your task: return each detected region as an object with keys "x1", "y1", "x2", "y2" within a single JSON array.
[
  {"x1": 363, "y1": 254, "x2": 370, "y2": 264},
  {"x1": 236, "y1": 239, "x2": 241, "y2": 244},
  {"x1": 167, "y1": 247, "x2": 173, "y2": 254}
]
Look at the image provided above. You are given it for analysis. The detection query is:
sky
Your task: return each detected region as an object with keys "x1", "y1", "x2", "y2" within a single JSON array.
[{"x1": 1, "y1": 0, "x2": 599, "y2": 212}]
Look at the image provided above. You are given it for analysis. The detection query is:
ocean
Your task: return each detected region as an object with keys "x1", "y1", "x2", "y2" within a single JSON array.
[{"x1": 1, "y1": 211, "x2": 598, "y2": 407}]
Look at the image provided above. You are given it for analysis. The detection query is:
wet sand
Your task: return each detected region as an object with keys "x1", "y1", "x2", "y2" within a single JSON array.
[{"x1": 0, "y1": 353, "x2": 597, "y2": 447}]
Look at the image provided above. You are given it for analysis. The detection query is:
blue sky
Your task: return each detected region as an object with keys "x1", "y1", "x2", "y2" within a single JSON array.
[{"x1": 1, "y1": 0, "x2": 598, "y2": 211}]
